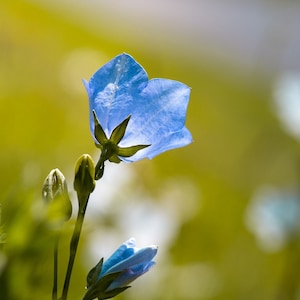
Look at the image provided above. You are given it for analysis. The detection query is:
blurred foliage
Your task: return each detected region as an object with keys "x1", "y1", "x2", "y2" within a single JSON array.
[{"x1": 1, "y1": 1, "x2": 300, "y2": 300}]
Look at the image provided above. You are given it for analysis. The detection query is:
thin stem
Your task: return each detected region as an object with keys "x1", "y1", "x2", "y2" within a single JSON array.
[
  {"x1": 60, "y1": 196, "x2": 89, "y2": 300},
  {"x1": 95, "y1": 150, "x2": 107, "y2": 180},
  {"x1": 52, "y1": 236, "x2": 59, "y2": 300}
]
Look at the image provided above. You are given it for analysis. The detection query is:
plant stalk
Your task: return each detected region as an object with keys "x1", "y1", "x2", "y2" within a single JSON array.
[
  {"x1": 53, "y1": 236, "x2": 59, "y2": 300},
  {"x1": 60, "y1": 196, "x2": 89, "y2": 300}
]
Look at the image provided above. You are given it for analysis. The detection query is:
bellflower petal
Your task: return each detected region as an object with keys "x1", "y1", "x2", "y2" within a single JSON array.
[
  {"x1": 100, "y1": 238, "x2": 136, "y2": 275},
  {"x1": 84, "y1": 53, "x2": 192, "y2": 162}
]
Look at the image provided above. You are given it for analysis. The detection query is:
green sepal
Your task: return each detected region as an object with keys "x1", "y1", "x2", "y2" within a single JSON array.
[
  {"x1": 108, "y1": 155, "x2": 121, "y2": 163},
  {"x1": 92, "y1": 271, "x2": 122, "y2": 292},
  {"x1": 118, "y1": 144, "x2": 150, "y2": 157},
  {"x1": 110, "y1": 115, "x2": 131, "y2": 145},
  {"x1": 93, "y1": 110, "x2": 108, "y2": 145},
  {"x1": 83, "y1": 271, "x2": 126, "y2": 300},
  {"x1": 92, "y1": 113, "x2": 151, "y2": 179},
  {"x1": 87, "y1": 258, "x2": 103, "y2": 289},
  {"x1": 95, "y1": 142, "x2": 103, "y2": 150},
  {"x1": 97, "y1": 286, "x2": 131, "y2": 299}
]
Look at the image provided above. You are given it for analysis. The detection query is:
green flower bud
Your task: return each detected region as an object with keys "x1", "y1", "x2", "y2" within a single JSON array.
[
  {"x1": 74, "y1": 154, "x2": 95, "y2": 202},
  {"x1": 42, "y1": 168, "x2": 72, "y2": 222}
]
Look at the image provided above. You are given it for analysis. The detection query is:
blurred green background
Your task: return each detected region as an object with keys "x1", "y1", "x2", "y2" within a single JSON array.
[{"x1": 1, "y1": 0, "x2": 300, "y2": 299}]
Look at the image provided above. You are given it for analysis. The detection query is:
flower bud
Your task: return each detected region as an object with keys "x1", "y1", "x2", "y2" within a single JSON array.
[
  {"x1": 74, "y1": 154, "x2": 95, "y2": 202},
  {"x1": 83, "y1": 238, "x2": 157, "y2": 300},
  {"x1": 42, "y1": 168, "x2": 72, "y2": 222}
]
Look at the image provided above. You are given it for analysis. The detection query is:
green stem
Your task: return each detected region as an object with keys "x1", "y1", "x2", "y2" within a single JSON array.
[
  {"x1": 95, "y1": 149, "x2": 108, "y2": 180},
  {"x1": 60, "y1": 196, "x2": 89, "y2": 300},
  {"x1": 53, "y1": 236, "x2": 59, "y2": 300}
]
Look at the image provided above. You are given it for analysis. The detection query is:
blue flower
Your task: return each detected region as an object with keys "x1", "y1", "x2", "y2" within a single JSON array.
[
  {"x1": 84, "y1": 238, "x2": 157, "y2": 300},
  {"x1": 100, "y1": 238, "x2": 157, "y2": 289},
  {"x1": 83, "y1": 53, "x2": 192, "y2": 177}
]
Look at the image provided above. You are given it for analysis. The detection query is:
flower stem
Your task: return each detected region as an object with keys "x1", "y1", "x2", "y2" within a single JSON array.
[
  {"x1": 60, "y1": 196, "x2": 89, "y2": 300},
  {"x1": 95, "y1": 150, "x2": 107, "y2": 180},
  {"x1": 52, "y1": 236, "x2": 59, "y2": 300}
]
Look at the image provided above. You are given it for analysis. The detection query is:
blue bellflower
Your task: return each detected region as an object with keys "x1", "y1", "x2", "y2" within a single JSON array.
[
  {"x1": 83, "y1": 53, "x2": 192, "y2": 178},
  {"x1": 100, "y1": 238, "x2": 157, "y2": 289},
  {"x1": 84, "y1": 238, "x2": 157, "y2": 300}
]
